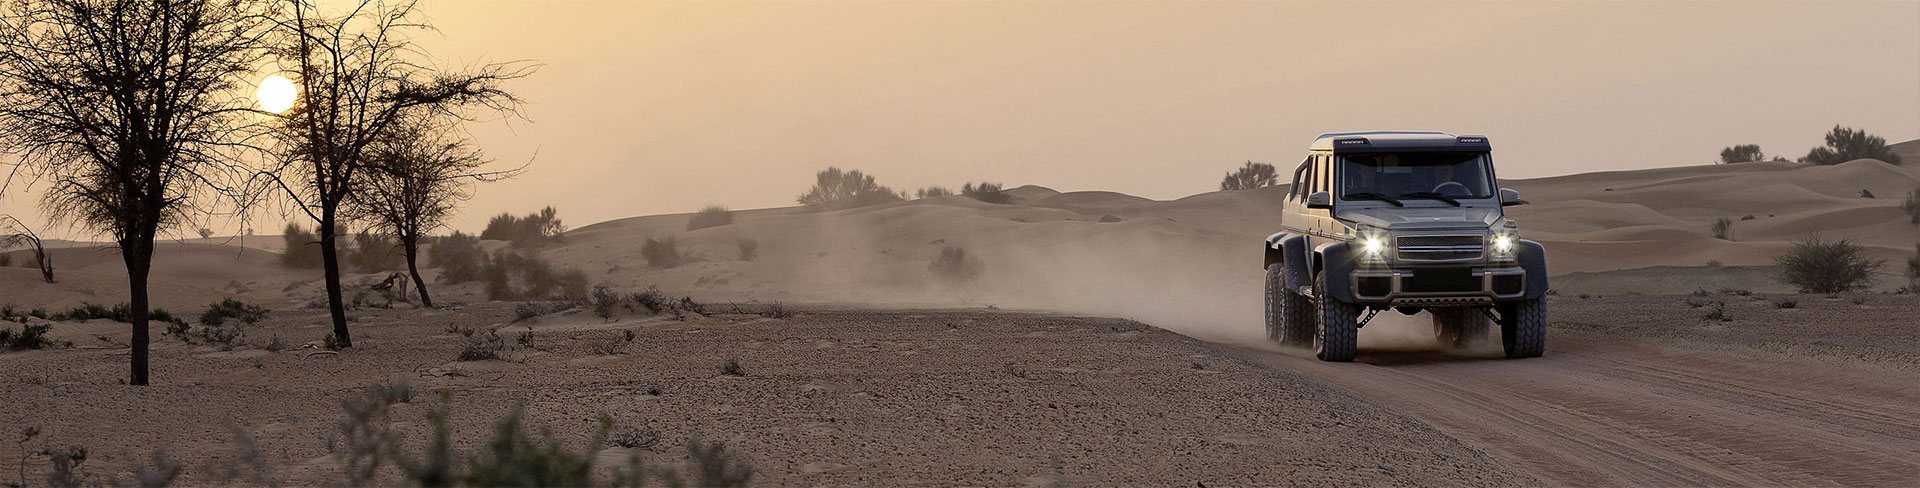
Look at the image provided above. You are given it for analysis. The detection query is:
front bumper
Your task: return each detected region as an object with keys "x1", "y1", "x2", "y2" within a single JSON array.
[{"x1": 1349, "y1": 265, "x2": 1527, "y2": 306}]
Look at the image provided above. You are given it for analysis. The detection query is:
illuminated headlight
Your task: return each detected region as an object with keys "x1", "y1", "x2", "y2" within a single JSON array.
[
  {"x1": 1359, "y1": 231, "x2": 1389, "y2": 263},
  {"x1": 1489, "y1": 232, "x2": 1519, "y2": 260}
]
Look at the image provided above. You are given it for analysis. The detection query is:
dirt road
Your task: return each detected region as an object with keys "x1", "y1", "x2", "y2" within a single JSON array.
[{"x1": 1230, "y1": 294, "x2": 1920, "y2": 487}]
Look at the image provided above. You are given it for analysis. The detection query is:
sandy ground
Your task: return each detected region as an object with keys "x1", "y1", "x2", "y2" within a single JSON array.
[
  {"x1": 1228, "y1": 292, "x2": 1920, "y2": 487},
  {"x1": 0, "y1": 304, "x2": 1532, "y2": 487}
]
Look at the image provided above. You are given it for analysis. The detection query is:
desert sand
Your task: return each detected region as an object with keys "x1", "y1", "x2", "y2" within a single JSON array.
[{"x1": 4, "y1": 144, "x2": 1920, "y2": 485}]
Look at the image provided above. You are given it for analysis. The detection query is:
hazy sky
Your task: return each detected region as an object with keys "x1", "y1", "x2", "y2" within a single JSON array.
[{"x1": 5, "y1": 0, "x2": 1918, "y2": 239}]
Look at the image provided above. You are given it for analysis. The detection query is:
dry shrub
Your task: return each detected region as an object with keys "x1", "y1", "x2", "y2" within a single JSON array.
[
  {"x1": 687, "y1": 205, "x2": 733, "y2": 231},
  {"x1": 280, "y1": 222, "x2": 323, "y2": 268},
  {"x1": 960, "y1": 182, "x2": 1012, "y2": 204},
  {"x1": 915, "y1": 186, "x2": 952, "y2": 198},
  {"x1": 429, "y1": 231, "x2": 486, "y2": 284},
  {"x1": 736, "y1": 238, "x2": 758, "y2": 262},
  {"x1": 642, "y1": 237, "x2": 682, "y2": 268},
  {"x1": 929, "y1": 246, "x2": 983, "y2": 283},
  {"x1": 1776, "y1": 234, "x2": 1885, "y2": 294},
  {"x1": 796, "y1": 167, "x2": 902, "y2": 211},
  {"x1": 1710, "y1": 218, "x2": 1733, "y2": 240},
  {"x1": 485, "y1": 251, "x2": 590, "y2": 301},
  {"x1": 480, "y1": 206, "x2": 567, "y2": 248}
]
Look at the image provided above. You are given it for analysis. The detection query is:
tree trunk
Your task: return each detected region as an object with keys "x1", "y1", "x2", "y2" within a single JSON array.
[
  {"x1": 122, "y1": 234, "x2": 154, "y2": 386},
  {"x1": 403, "y1": 236, "x2": 432, "y2": 308},
  {"x1": 320, "y1": 210, "x2": 352, "y2": 348}
]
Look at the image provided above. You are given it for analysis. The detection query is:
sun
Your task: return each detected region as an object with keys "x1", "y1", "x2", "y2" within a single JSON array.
[{"x1": 256, "y1": 75, "x2": 296, "y2": 114}]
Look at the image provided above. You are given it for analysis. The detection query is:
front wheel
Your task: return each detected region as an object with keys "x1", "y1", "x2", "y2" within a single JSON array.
[
  {"x1": 1497, "y1": 298, "x2": 1548, "y2": 358},
  {"x1": 1314, "y1": 273, "x2": 1359, "y2": 362}
]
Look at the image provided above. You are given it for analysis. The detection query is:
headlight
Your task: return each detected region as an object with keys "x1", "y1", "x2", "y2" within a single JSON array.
[
  {"x1": 1492, "y1": 234, "x2": 1514, "y2": 253},
  {"x1": 1358, "y1": 230, "x2": 1389, "y2": 263},
  {"x1": 1489, "y1": 231, "x2": 1519, "y2": 260}
]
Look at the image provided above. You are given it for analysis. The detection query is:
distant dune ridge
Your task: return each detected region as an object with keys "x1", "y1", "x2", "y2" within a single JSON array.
[{"x1": 4, "y1": 141, "x2": 1917, "y2": 339}]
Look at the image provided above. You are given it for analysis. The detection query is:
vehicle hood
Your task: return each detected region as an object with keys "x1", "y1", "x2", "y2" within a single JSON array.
[{"x1": 1335, "y1": 205, "x2": 1502, "y2": 230}]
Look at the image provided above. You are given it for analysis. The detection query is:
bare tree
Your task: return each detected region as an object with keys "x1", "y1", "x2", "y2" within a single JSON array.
[
  {"x1": 349, "y1": 115, "x2": 514, "y2": 307},
  {"x1": 0, "y1": 0, "x2": 270, "y2": 385},
  {"x1": 1, "y1": 214, "x2": 53, "y2": 283},
  {"x1": 263, "y1": 0, "x2": 530, "y2": 347}
]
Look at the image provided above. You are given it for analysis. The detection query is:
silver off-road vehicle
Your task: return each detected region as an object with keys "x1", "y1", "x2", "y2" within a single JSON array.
[{"x1": 1264, "y1": 132, "x2": 1549, "y2": 361}]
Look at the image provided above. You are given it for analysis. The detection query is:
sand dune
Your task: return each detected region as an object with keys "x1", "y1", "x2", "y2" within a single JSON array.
[{"x1": 6, "y1": 141, "x2": 1917, "y2": 323}]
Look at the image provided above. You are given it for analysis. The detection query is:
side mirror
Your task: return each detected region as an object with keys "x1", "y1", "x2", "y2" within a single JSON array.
[
  {"x1": 1306, "y1": 191, "x2": 1333, "y2": 209},
  {"x1": 1500, "y1": 188, "x2": 1527, "y2": 206}
]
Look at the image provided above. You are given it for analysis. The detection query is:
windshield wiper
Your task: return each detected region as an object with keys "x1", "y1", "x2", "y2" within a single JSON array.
[
  {"x1": 1399, "y1": 192, "x2": 1462, "y2": 206},
  {"x1": 1342, "y1": 192, "x2": 1403, "y2": 207}
]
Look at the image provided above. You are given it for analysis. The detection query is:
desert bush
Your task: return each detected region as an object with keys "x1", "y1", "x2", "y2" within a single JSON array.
[
  {"x1": 1802, "y1": 125, "x2": 1902, "y2": 165},
  {"x1": 736, "y1": 238, "x2": 758, "y2": 262},
  {"x1": 719, "y1": 358, "x2": 745, "y2": 376},
  {"x1": 1776, "y1": 234, "x2": 1885, "y2": 294},
  {"x1": 591, "y1": 284, "x2": 620, "y2": 321},
  {"x1": 960, "y1": 182, "x2": 1012, "y2": 204},
  {"x1": 589, "y1": 332, "x2": 630, "y2": 356},
  {"x1": 280, "y1": 222, "x2": 323, "y2": 268},
  {"x1": 1701, "y1": 301, "x2": 1731, "y2": 322},
  {"x1": 668, "y1": 296, "x2": 707, "y2": 320},
  {"x1": 347, "y1": 230, "x2": 404, "y2": 272},
  {"x1": 1861, "y1": 189, "x2": 1876, "y2": 199},
  {"x1": 1099, "y1": 215, "x2": 1123, "y2": 223},
  {"x1": 485, "y1": 251, "x2": 591, "y2": 301},
  {"x1": 1220, "y1": 161, "x2": 1280, "y2": 190},
  {"x1": 608, "y1": 426, "x2": 658, "y2": 449},
  {"x1": 1775, "y1": 298, "x2": 1797, "y2": 309},
  {"x1": 1906, "y1": 243, "x2": 1920, "y2": 287},
  {"x1": 687, "y1": 205, "x2": 733, "y2": 231},
  {"x1": 1706, "y1": 259, "x2": 1723, "y2": 267},
  {"x1": 928, "y1": 246, "x2": 983, "y2": 283},
  {"x1": 915, "y1": 186, "x2": 952, "y2": 198},
  {"x1": 429, "y1": 231, "x2": 488, "y2": 284},
  {"x1": 630, "y1": 286, "x2": 668, "y2": 313},
  {"x1": 1710, "y1": 218, "x2": 1734, "y2": 240},
  {"x1": 1719, "y1": 144, "x2": 1765, "y2": 164},
  {"x1": 481, "y1": 206, "x2": 567, "y2": 247},
  {"x1": 199, "y1": 298, "x2": 270, "y2": 328},
  {"x1": 760, "y1": 301, "x2": 792, "y2": 319},
  {"x1": 1684, "y1": 295, "x2": 1712, "y2": 308},
  {"x1": 687, "y1": 439, "x2": 755, "y2": 487},
  {"x1": 459, "y1": 329, "x2": 506, "y2": 361},
  {"x1": 642, "y1": 237, "x2": 682, "y2": 268},
  {"x1": 796, "y1": 167, "x2": 902, "y2": 211},
  {"x1": 1904, "y1": 188, "x2": 1920, "y2": 224},
  {"x1": 0, "y1": 323, "x2": 54, "y2": 350},
  {"x1": 49, "y1": 303, "x2": 187, "y2": 331}
]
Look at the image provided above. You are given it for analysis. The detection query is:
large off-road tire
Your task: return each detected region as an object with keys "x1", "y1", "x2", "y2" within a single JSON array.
[
  {"x1": 1265, "y1": 262, "x2": 1316, "y2": 346},
  {"x1": 1314, "y1": 273, "x2": 1359, "y2": 362},
  {"x1": 1431, "y1": 307, "x2": 1491, "y2": 348},
  {"x1": 1264, "y1": 263, "x2": 1284, "y2": 342},
  {"x1": 1497, "y1": 298, "x2": 1548, "y2": 358}
]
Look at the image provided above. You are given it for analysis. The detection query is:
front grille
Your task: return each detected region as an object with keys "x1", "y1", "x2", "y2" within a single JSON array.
[
  {"x1": 1396, "y1": 234, "x2": 1485, "y2": 261},
  {"x1": 1402, "y1": 267, "x2": 1479, "y2": 293}
]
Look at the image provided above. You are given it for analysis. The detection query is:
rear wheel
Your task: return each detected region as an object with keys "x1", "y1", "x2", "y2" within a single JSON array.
[
  {"x1": 1314, "y1": 273, "x2": 1359, "y2": 362},
  {"x1": 1497, "y1": 298, "x2": 1548, "y2": 358},
  {"x1": 1431, "y1": 307, "x2": 1491, "y2": 348},
  {"x1": 1266, "y1": 262, "x2": 1316, "y2": 346}
]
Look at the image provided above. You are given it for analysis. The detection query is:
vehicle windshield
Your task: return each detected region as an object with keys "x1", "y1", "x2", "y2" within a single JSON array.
[{"x1": 1339, "y1": 152, "x2": 1493, "y2": 201}]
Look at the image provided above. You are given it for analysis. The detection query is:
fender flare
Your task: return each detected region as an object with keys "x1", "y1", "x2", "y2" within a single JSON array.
[
  {"x1": 1318, "y1": 241, "x2": 1357, "y2": 303},
  {"x1": 1517, "y1": 239, "x2": 1551, "y2": 300},
  {"x1": 1265, "y1": 233, "x2": 1312, "y2": 291}
]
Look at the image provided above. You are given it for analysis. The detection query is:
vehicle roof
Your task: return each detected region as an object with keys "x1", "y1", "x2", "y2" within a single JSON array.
[{"x1": 1308, "y1": 131, "x2": 1490, "y2": 153}]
